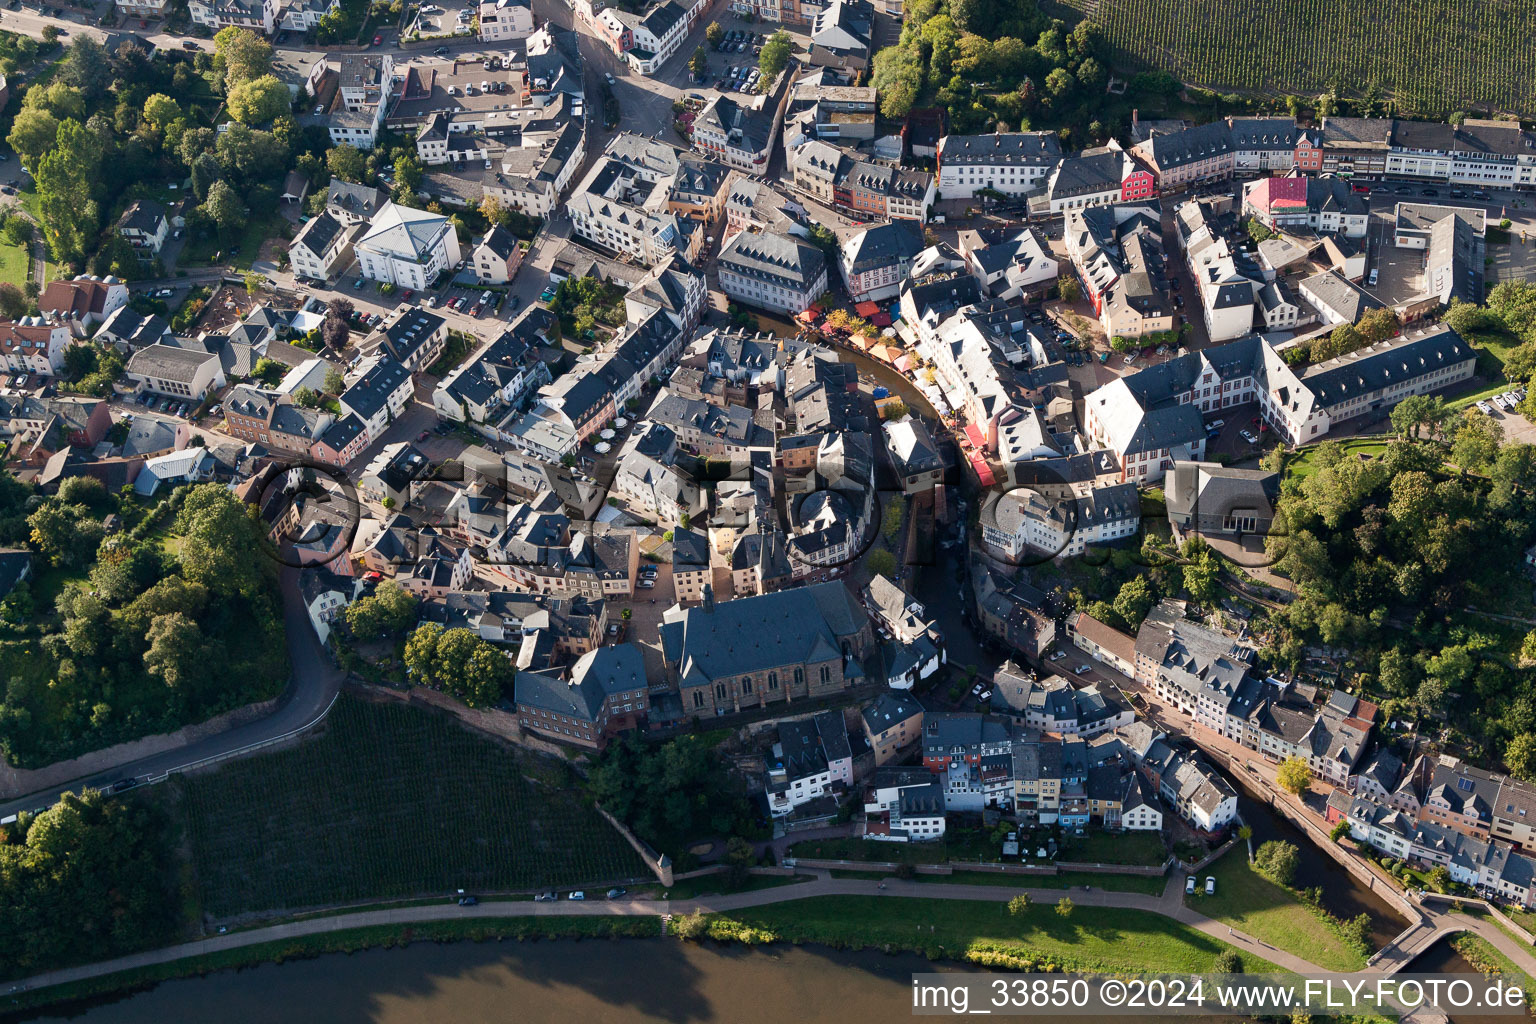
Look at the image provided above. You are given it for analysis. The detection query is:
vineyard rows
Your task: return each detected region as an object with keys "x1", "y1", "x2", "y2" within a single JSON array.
[
  {"x1": 1061, "y1": 0, "x2": 1536, "y2": 116},
  {"x1": 179, "y1": 698, "x2": 647, "y2": 917}
]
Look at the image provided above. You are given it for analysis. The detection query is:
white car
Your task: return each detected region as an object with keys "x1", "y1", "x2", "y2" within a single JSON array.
[
  {"x1": 1205, "y1": 876, "x2": 1216, "y2": 896},
  {"x1": 1123, "y1": 352, "x2": 1137, "y2": 365},
  {"x1": 1494, "y1": 395, "x2": 1509, "y2": 410},
  {"x1": 1049, "y1": 651, "x2": 1066, "y2": 661},
  {"x1": 1240, "y1": 428, "x2": 1259, "y2": 444},
  {"x1": 1477, "y1": 401, "x2": 1494, "y2": 415},
  {"x1": 1186, "y1": 876, "x2": 1197, "y2": 895}
]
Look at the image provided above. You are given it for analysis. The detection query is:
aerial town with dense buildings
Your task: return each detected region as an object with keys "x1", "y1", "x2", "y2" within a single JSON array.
[{"x1": 3, "y1": 0, "x2": 1536, "y2": 1008}]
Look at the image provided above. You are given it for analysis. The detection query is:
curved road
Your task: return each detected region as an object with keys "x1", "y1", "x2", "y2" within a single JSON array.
[{"x1": 0, "y1": 569, "x2": 344, "y2": 820}]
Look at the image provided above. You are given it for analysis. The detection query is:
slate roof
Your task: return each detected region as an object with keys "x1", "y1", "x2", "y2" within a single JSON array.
[
  {"x1": 720, "y1": 230, "x2": 826, "y2": 290},
  {"x1": 668, "y1": 581, "x2": 865, "y2": 688},
  {"x1": 1301, "y1": 327, "x2": 1471, "y2": 409},
  {"x1": 938, "y1": 131, "x2": 1061, "y2": 167}
]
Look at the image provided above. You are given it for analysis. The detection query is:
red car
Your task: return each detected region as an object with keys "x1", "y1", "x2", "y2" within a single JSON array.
[
  {"x1": 364, "y1": 571, "x2": 383, "y2": 582},
  {"x1": 418, "y1": 430, "x2": 430, "y2": 441},
  {"x1": 402, "y1": 289, "x2": 414, "y2": 300},
  {"x1": 372, "y1": 34, "x2": 382, "y2": 45}
]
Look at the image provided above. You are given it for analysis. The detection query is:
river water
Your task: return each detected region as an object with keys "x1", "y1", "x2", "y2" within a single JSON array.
[{"x1": 30, "y1": 941, "x2": 977, "y2": 1024}]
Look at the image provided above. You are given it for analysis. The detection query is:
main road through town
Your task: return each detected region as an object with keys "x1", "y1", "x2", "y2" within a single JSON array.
[{"x1": 0, "y1": 568, "x2": 346, "y2": 820}]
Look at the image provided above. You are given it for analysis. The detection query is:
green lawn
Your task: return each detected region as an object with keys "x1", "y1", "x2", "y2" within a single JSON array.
[
  {"x1": 828, "y1": 868, "x2": 1167, "y2": 895},
  {"x1": 1284, "y1": 439, "x2": 1390, "y2": 482},
  {"x1": 1187, "y1": 849, "x2": 1365, "y2": 971},
  {"x1": 1466, "y1": 327, "x2": 1524, "y2": 379},
  {"x1": 0, "y1": 240, "x2": 29, "y2": 287},
  {"x1": 170, "y1": 697, "x2": 649, "y2": 918},
  {"x1": 705, "y1": 895, "x2": 1284, "y2": 973},
  {"x1": 1058, "y1": 829, "x2": 1169, "y2": 866},
  {"x1": 179, "y1": 213, "x2": 286, "y2": 270}
]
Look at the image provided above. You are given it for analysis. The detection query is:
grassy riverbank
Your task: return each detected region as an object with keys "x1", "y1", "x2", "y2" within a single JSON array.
[
  {"x1": 826, "y1": 869, "x2": 1167, "y2": 896},
  {"x1": 1189, "y1": 850, "x2": 1366, "y2": 971},
  {"x1": 692, "y1": 895, "x2": 1285, "y2": 973},
  {"x1": 2, "y1": 916, "x2": 660, "y2": 1017},
  {"x1": 1450, "y1": 932, "x2": 1536, "y2": 1007}
]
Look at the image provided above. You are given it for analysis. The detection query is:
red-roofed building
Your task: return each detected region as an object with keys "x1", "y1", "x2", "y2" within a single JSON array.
[
  {"x1": 38, "y1": 276, "x2": 129, "y2": 334},
  {"x1": 0, "y1": 318, "x2": 71, "y2": 375}
]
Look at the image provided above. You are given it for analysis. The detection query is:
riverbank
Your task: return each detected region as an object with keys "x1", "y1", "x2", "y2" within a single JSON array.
[
  {"x1": 690, "y1": 895, "x2": 1287, "y2": 973},
  {"x1": 3, "y1": 877, "x2": 1296, "y2": 1016},
  {"x1": 2, "y1": 916, "x2": 660, "y2": 1019}
]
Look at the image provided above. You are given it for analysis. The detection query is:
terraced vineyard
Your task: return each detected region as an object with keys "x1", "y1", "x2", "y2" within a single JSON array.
[
  {"x1": 1058, "y1": 0, "x2": 1536, "y2": 116},
  {"x1": 177, "y1": 697, "x2": 647, "y2": 917}
]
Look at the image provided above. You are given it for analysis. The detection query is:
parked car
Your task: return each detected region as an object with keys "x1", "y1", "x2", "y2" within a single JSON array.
[
  {"x1": 568, "y1": 891, "x2": 585, "y2": 901},
  {"x1": 1072, "y1": 664, "x2": 1090, "y2": 674},
  {"x1": 606, "y1": 888, "x2": 627, "y2": 899},
  {"x1": 458, "y1": 895, "x2": 478, "y2": 906},
  {"x1": 1186, "y1": 876, "x2": 1197, "y2": 895},
  {"x1": 1204, "y1": 876, "x2": 1216, "y2": 896},
  {"x1": 534, "y1": 891, "x2": 556, "y2": 902},
  {"x1": 1477, "y1": 400, "x2": 1494, "y2": 414},
  {"x1": 1049, "y1": 651, "x2": 1066, "y2": 661},
  {"x1": 1240, "y1": 428, "x2": 1259, "y2": 444},
  {"x1": 372, "y1": 34, "x2": 382, "y2": 45}
]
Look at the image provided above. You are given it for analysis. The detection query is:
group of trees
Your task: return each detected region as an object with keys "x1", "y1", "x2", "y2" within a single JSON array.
[
  {"x1": 1, "y1": 479, "x2": 288, "y2": 767},
  {"x1": 756, "y1": 30, "x2": 794, "y2": 90},
  {"x1": 1, "y1": 28, "x2": 317, "y2": 275},
  {"x1": 0, "y1": 790, "x2": 177, "y2": 980},
  {"x1": 548, "y1": 276, "x2": 625, "y2": 337},
  {"x1": 345, "y1": 580, "x2": 418, "y2": 638},
  {"x1": 871, "y1": 3, "x2": 1111, "y2": 137},
  {"x1": 1283, "y1": 308, "x2": 1401, "y2": 367},
  {"x1": 401, "y1": 623, "x2": 513, "y2": 708},
  {"x1": 1263, "y1": 434, "x2": 1536, "y2": 775},
  {"x1": 586, "y1": 733, "x2": 757, "y2": 858}
]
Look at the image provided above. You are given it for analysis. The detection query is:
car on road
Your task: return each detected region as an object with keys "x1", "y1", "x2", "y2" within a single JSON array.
[
  {"x1": 418, "y1": 430, "x2": 430, "y2": 441},
  {"x1": 1049, "y1": 650, "x2": 1066, "y2": 661},
  {"x1": 372, "y1": 34, "x2": 382, "y2": 45},
  {"x1": 534, "y1": 891, "x2": 556, "y2": 902},
  {"x1": 433, "y1": 45, "x2": 450, "y2": 55},
  {"x1": 1240, "y1": 428, "x2": 1259, "y2": 444},
  {"x1": 458, "y1": 895, "x2": 478, "y2": 906},
  {"x1": 1186, "y1": 876, "x2": 1197, "y2": 895},
  {"x1": 1204, "y1": 876, "x2": 1216, "y2": 896},
  {"x1": 354, "y1": 277, "x2": 365, "y2": 290},
  {"x1": 605, "y1": 72, "x2": 615, "y2": 85},
  {"x1": 607, "y1": 888, "x2": 627, "y2": 899},
  {"x1": 1072, "y1": 664, "x2": 1090, "y2": 675},
  {"x1": 568, "y1": 891, "x2": 585, "y2": 901},
  {"x1": 401, "y1": 289, "x2": 413, "y2": 300}
]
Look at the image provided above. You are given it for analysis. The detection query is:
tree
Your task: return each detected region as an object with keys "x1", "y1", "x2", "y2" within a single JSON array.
[
  {"x1": 1390, "y1": 393, "x2": 1450, "y2": 440},
  {"x1": 866, "y1": 548, "x2": 897, "y2": 579},
  {"x1": 758, "y1": 30, "x2": 794, "y2": 85},
  {"x1": 1180, "y1": 547, "x2": 1220, "y2": 605},
  {"x1": 244, "y1": 272, "x2": 265, "y2": 297},
  {"x1": 1213, "y1": 950, "x2": 1243, "y2": 974},
  {"x1": 403, "y1": 622, "x2": 444, "y2": 683},
  {"x1": 1505, "y1": 733, "x2": 1536, "y2": 783},
  {"x1": 1253, "y1": 840, "x2": 1299, "y2": 886},
  {"x1": 706, "y1": 21, "x2": 723, "y2": 47},
  {"x1": 323, "y1": 368, "x2": 347, "y2": 395},
  {"x1": 62, "y1": 343, "x2": 98, "y2": 381},
  {"x1": 7, "y1": 107, "x2": 59, "y2": 169},
  {"x1": 321, "y1": 312, "x2": 350, "y2": 350},
  {"x1": 326, "y1": 144, "x2": 367, "y2": 184},
  {"x1": 34, "y1": 118, "x2": 101, "y2": 265},
  {"x1": 176, "y1": 484, "x2": 268, "y2": 598},
  {"x1": 1275, "y1": 756, "x2": 1311, "y2": 796},
  {"x1": 215, "y1": 123, "x2": 287, "y2": 183},
  {"x1": 880, "y1": 398, "x2": 909, "y2": 421},
  {"x1": 688, "y1": 46, "x2": 708, "y2": 79},
  {"x1": 213, "y1": 27, "x2": 273, "y2": 91},
  {"x1": 292, "y1": 386, "x2": 319, "y2": 409},
  {"x1": 0, "y1": 282, "x2": 27, "y2": 321},
  {"x1": 1007, "y1": 893, "x2": 1030, "y2": 915},
  {"x1": 393, "y1": 154, "x2": 423, "y2": 195},
  {"x1": 1329, "y1": 819, "x2": 1351, "y2": 843},
  {"x1": 143, "y1": 612, "x2": 206, "y2": 694},
  {"x1": 142, "y1": 93, "x2": 182, "y2": 132},
  {"x1": 1451, "y1": 415, "x2": 1503, "y2": 474},
  {"x1": 226, "y1": 75, "x2": 290, "y2": 126},
  {"x1": 61, "y1": 36, "x2": 112, "y2": 100},
  {"x1": 201, "y1": 179, "x2": 248, "y2": 239},
  {"x1": 345, "y1": 581, "x2": 419, "y2": 638},
  {"x1": 1055, "y1": 896, "x2": 1074, "y2": 918},
  {"x1": 1111, "y1": 576, "x2": 1155, "y2": 630},
  {"x1": 1425, "y1": 865, "x2": 1452, "y2": 894},
  {"x1": 1355, "y1": 307, "x2": 1400, "y2": 344},
  {"x1": 1058, "y1": 276, "x2": 1082, "y2": 304},
  {"x1": 190, "y1": 151, "x2": 223, "y2": 202},
  {"x1": 1044, "y1": 67, "x2": 1076, "y2": 98}
]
